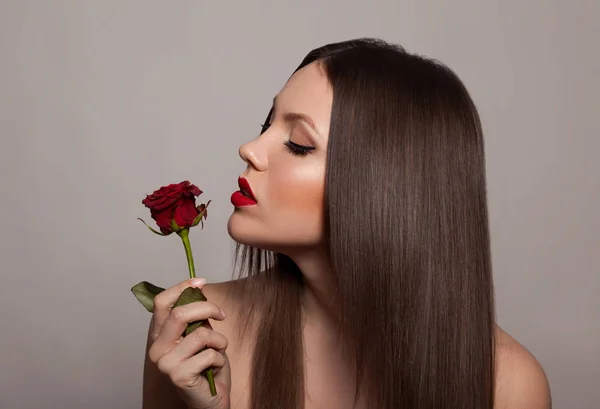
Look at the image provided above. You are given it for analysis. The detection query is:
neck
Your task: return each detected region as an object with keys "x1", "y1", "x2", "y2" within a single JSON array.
[
  {"x1": 287, "y1": 247, "x2": 340, "y2": 330},
  {"x1": 287, "y1": 247, "x2": 357, "y2": 381}
]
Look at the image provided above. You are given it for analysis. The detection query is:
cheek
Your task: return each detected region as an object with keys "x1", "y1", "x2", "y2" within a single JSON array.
[{"x1": 269, "y1": 162, "x2": 325, "y2": 216}]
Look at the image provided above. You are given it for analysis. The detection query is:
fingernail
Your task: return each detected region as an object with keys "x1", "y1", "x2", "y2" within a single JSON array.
[
  {"x1": 220, "y1": 308, "x2": 227, "y2": 318},
  {"x1": 191, "y1": 278, "x2": 206, "y2": 287}
]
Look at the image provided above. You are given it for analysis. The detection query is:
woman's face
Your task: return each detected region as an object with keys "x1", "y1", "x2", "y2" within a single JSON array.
[{"x1": 227, "y1": 61, "x2": 333, "y2": 253}]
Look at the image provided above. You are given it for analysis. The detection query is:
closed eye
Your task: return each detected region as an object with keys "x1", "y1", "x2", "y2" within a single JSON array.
[
  {"x1": 261, "y1": 122, "x2": 316, "y2": 156},
  {"x1": 284, "y1": 140, "x2": 315, "y2": 156}
]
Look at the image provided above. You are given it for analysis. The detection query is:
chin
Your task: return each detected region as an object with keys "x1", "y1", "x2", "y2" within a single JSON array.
[
  {"x1": 227, "y1": 210, "x2": 326, "y2": 254},
  {"x1": 227, "y1": 211, "x2": 267, "y2": 248},
  {"x1": 227, "y1": 213, "x2": 290, "y2": 254}
]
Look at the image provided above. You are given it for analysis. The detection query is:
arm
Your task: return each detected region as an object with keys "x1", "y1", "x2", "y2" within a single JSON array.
[{"x1": 142, "y1": 316, "x2": 188, "y2": 409}]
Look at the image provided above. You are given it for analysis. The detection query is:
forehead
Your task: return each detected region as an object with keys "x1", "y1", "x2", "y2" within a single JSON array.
[{"x1": 275, "y1": 61, "x2": 333, "y2": 139}]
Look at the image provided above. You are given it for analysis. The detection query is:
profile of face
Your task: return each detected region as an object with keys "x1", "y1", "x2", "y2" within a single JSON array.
[{"x1": 227, "y1": 61, "x2": 333, "y2": 254}]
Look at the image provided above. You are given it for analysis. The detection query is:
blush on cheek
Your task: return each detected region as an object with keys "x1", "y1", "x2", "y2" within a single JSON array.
[{"x1": 270, "y1": 169, "x2": 326, "y2": 217}]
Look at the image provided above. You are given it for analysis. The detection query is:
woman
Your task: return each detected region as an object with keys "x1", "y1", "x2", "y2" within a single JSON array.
[{"x1": 142, "y1": 38, "x2": 551, "y2": 409}]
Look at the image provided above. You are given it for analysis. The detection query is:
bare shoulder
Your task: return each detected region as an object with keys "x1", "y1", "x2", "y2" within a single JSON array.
[
  {"x1": 201, "y1": 277, "x2": 259, "y2": 354},
  {"x1": 201, "y1": 279, "x2": 243, "y2": 343},
  {"x1": 494, "y1": 326, "x2": 552, "y2": 409},
  {"x1": 201, "y1": 279, "x2": 238, "y2": 313}
]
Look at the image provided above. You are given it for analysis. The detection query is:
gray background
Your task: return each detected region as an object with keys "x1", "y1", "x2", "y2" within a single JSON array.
[{"x1": 1, "y1": 1, "x2": 598, "y2": 408}]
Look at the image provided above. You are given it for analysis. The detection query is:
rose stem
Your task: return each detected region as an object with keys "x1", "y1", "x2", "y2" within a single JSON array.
[
  {"x1": 179, "y1": 228, "x2": 196, "y2": 279},
  {"x1": 178, "y1": 228, "x2": 217, "y2": 396}
]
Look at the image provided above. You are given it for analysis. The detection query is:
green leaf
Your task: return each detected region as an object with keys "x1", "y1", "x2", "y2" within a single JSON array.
[
  {"x1": 137, "y1": 218, "x2": 169, "y2": 236},
  {"x1": 173, "y1": 286, "x2": 208, "y2": 335},
  {"x1": 173, "y1": 286, "x2": 217, "y2": 396},
  {"x1": 131, "y1": 281, "x2": 166, "y2": 312}
]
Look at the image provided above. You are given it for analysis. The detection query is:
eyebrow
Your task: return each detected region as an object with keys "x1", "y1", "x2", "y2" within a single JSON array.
[{"x1": 272, "y1": 96, "x2": 322, "y2": 138}]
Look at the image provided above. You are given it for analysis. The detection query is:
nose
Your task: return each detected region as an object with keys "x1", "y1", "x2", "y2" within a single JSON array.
[{"x1": 238, "y1": 138, "x2": 267, "y2": 171}]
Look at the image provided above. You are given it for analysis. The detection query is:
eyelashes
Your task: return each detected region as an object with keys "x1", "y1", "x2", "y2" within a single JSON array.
[
  {"x1": 284, "y1": 140, "x2": 315, "y2": 156},
  {"x1": 260, "y1": 122, "x2": 316, "y2": 156}
]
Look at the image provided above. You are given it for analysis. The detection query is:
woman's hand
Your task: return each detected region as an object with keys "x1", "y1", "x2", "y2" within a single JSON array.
[{"x1": 147, "y1": 278, "x2": 231, "y2": 409}]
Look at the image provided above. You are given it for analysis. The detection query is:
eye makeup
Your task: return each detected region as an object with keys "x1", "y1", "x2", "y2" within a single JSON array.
[
  {"x1": 260, "y1": 121, "x2": 316, "y2": 157},
  {"x1": 284, "y1": 140, "x2": 316, "y2": 156}
]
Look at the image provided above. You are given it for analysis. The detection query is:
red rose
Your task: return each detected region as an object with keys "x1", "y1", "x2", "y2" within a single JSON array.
[
  {"x1": 141, "y1": 181, "x2": 208, "y2": 235},
  {"x1": 134, "y1": 181, "x2": 216, "y2": 395}
]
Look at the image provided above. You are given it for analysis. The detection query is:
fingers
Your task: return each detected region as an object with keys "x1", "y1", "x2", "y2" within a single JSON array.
[
  {"x1": 148, "y1": 301, "x2": 226, "y2": 364},
  {"x1": 151, "y1": 277, "x2": 206, "y2": 340},
  {"x1": 158, "y1": 327, "x2": 227, "y2": 372},
  {"x1": 169, "y1": 348, "x2": 228, "y2": 390},
  {"x1": 162, "y1": 301, "x2": 226, "y2": 343},
  {"x1": 156, "y1": 326, "x2": 229, "y2": 376}
]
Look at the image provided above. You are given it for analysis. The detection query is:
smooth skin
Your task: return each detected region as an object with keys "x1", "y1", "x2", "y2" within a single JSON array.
[{"x1": 143, "y1": 62, "x2": 551, "y2": 409}]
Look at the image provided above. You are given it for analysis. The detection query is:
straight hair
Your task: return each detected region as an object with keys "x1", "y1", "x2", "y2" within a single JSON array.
[{"x1": 228, "y1": 37, "x2": 496, "y2": 409}]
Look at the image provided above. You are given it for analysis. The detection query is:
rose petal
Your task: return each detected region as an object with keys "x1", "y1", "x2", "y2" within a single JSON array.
[
  {"x1": 153, "y1": 208, "x2": 175, "y2": 234},
  {"x1": 141, "y1": 181, "x2": 204, "y2": 232},
  {"x1": 174, "y1": 198, "x2": 201, "y2": 228}
]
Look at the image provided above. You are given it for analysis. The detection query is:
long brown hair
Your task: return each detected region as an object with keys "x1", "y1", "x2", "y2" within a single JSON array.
[{"x1": 228, "y1": 38, "x2": 496, "y2": 409}]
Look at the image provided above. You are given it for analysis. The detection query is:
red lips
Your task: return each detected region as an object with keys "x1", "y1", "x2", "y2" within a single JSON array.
[{"x1": 231, "y1": 177, "x2": 257, "y2": 207}]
